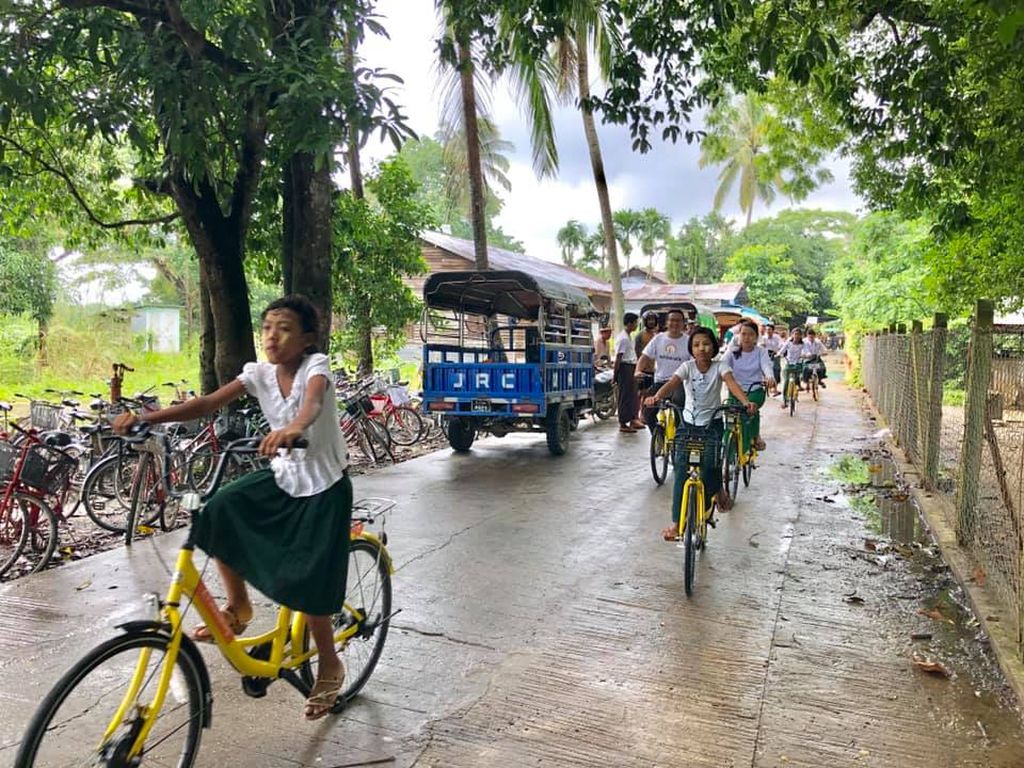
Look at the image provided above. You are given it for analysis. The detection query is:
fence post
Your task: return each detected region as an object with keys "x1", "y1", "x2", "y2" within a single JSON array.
[
  {"x1": 955, "y1": 300, "x2": 994, "y2": 545},
  {"x1": 924, "y1": 313, "x2": 948, "y2": 490}
]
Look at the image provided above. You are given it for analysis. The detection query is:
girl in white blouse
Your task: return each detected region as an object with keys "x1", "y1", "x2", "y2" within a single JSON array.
[
  {"x1": 644, "y1": 327, "x2": 756, "y2": 540},
  {"x1": 114, "y1": 295, "x2": 351, "y2": 721},
  {"x1": 721, "y1": 320, "x2": 775, "y2": 452}
]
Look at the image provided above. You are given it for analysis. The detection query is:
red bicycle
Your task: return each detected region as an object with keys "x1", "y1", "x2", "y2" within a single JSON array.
[
  {"x1": 367, "y1": 376, "x2": 426, "y2": 446},
  {"x1": 0, "y1": 424, "x2": 76, "y2": 579}
]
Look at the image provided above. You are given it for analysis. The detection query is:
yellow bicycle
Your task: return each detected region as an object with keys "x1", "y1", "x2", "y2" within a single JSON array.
[
  {"x1": 722, "y1": 388, "x2": 763, "y2": 500},
  {"x1": 15, "y1": 432, "x2": 395, "y2": 768},
  {"x1": 649, "y1": 402, "x2": 678, "y2": 485},
  {"x1": 783, "y1": 362, "x2": 804, "y2": 417}
]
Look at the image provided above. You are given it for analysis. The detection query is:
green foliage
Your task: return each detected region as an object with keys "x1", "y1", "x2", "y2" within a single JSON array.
[
  {"x1": 827, "y1": 213, "x2": 937, "y2": 336},
  {"x1": 398, "y1": 135, "x2": 525, "y2": 252},
  {"x1": 666, "y1": 212, "x2": 733, "y2": 283},
  {"x1": 0, "y1": 306, "x2": 199, "y2": 403},
  {"x1": 729, "y1": 209, "x2": 854, "y2": 312},
  {"x1": 0, "y1": 239, "x2": 58, "y2": 326},
  {"x1": 723, "y1": 243, "x2": 810, "y2": 321},
  {"x1": 332, "y1": 157, "x2": 435, "y2": 369}
]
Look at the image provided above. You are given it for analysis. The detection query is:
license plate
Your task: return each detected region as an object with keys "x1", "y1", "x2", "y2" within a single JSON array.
[{"x1": 472, "y1": 399, "x2": 491, "y2": 411}]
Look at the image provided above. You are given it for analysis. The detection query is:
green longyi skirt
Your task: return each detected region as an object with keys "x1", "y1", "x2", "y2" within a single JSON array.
[{"x1": 190, "y1": 469, "x2": 353, "y2": 616}]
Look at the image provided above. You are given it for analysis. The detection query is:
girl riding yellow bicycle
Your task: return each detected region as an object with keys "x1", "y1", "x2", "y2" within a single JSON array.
[
  {"x1": 113, "y1": 294, "x2": 350, "y2": 721},
  {"x1": 643, "y1": 327, "x2": 756, "y2": 540},
  {"x1": 720, "y1": 320, "x2": 775, "y2": 453}
]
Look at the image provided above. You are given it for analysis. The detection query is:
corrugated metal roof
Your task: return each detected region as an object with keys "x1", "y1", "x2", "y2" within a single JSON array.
[
  {"x1": 419, "y1": 231, "x2": 611, "y2": 294},
  {"x1": 624, "y1": 282, "x2": 746, "y2": 303}
]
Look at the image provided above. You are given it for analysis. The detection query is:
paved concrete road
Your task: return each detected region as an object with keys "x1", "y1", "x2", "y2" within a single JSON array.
[{"x1": 1, "y1": 370, "x2": 1022, "y2": 767}]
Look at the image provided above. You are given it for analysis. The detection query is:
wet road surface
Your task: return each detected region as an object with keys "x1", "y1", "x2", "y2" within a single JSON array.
[{"x1": 1, "y1": 369, "x2": 1022, "y2": 766}]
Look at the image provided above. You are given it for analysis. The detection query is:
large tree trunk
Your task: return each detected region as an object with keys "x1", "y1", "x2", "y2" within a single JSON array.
[
  {"x1": 198, "y1": 263, "x2": 218, "y2": 394},
  {"x1": 172, "y1": 178, "x2": 257, "y2": 387},
  {"x1": 458, "y1": 37, "x2": 489, "y2": 269},
  {"x1": 577, "y1": 36, "x2": 624, "y2": 333},
  {"x1": 282, "y1": 153, "x2": 334, "y2": 353}
]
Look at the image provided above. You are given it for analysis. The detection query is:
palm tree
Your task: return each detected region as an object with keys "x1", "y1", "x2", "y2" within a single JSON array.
[
  {"x1": 439, "y1": 116, "x2": 514, "y2": 223},
  {"x1": 494, "y1": 1, "x2": 627, "y2": 329},
  {"x1": 582, "y1": 229, "x2": 605, "y2": 273},
  {"x1": 612, "y1": 208, "x2": 641, "y2": 272},
  {"x1": 436, "y1": 2, "x2": 490, "y2": 268},
  {"x1": 637, "y1": 208, "x2": 671, "y2": 278},
  {"x1": 699, "y1": 92, "x2": 784, "y2": 228},
  {"x1": 556, "y1": 220, "x2": 588, "y2": 267}
]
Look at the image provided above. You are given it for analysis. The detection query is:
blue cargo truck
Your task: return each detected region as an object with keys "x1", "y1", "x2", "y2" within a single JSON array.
[{"x1": 420, "y1": 271, "x2": 597, "y2": 455}]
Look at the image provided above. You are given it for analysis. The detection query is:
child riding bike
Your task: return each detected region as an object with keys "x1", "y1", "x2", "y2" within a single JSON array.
[
  {"x1": 113, "y1": 294, "x2": 351, "y2": 721},
  {"x1": 635, "y1": 308, "x2": 691, "y2": 430},
  {"x1": 643, "y1": 326, "x2": 757, "y2": 540},
  {"x1": 802, "y1": 328, "x2": 828, "y2": 389},
  {"x1": 721, "y1": 320, "x2": 774, "y2": 452},
  {"x1": 777, "y1": 327, "x2": 808, "y2": 409}
]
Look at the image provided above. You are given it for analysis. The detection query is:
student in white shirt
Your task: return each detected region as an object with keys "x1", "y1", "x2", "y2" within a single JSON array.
[
  {"x1": 113, "y1": 295, "x2": 351, "y2": 721},
  {"x1": 614, "y1": 313, "x2": 644, "y2": 432},
  {"x1": 636, "y1": 308, "x2": 691, "y2": 428},
  {"x1": 777, "y1": 327, "x2": 808, "y2": 408},
  {"x1": 721, "y1": 320, "x2": 775, "y2": 452},
  {"x1": 802, "y1": 328, "x2": 828, "y2": 388},
  {"x1": 759, "y1": 322, "x2": 782, "y2": 395},
  {"x1": 644, "y1": 326, "x2": 757, "y2": 540}
]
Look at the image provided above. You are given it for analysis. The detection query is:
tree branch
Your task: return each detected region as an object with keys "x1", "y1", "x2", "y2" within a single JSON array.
[
  {"x1": 161, "y1": 0, "x2": 251, "y2": 74},
  {"x1": 0, "y1": 135, "x2": 180, "y2": 230},
  {"x1": 60, "y1": 0, "x2": 167, "y2": 20}
]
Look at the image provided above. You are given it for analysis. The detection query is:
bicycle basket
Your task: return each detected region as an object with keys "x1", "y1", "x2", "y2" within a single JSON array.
[
  {"x1": 671, "y1": 425, "x2": 721, "y2": 464},
  {"x1": 30, "y1": 402, "x2": 62, "y2": 430},
  {"x1": 0, "y1": 440, "x2": 19, "y2": 483},
  {"x1": 345, "y1": 396, "x2": 373, "y2": 418},
  {"x1": 19, "y1": 444, "x2": 77, "y2": 496},
  {"x1": 214, "y1": 410, "x2": 250, "y2": 441}
]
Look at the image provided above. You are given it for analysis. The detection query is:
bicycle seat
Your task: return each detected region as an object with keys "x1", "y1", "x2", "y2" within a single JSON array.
[
  {"x1": 42, "y1": 431, "x2": 74, "y2": 447},
  {"x1": 0, "y1": 402, "x2": 11, "y2": 412}
]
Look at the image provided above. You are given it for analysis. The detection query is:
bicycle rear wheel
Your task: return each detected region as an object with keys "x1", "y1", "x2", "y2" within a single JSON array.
[
  {"x1": 788, "y1": 381, "x2": 797, "y2": 417},
  {"x1": 683, "y1": 486, "x2": 698, "y2": 597},
  {"x1": 15, "y1": 630, "x2": 205, "y2": 768},
  {"x1": 0, "y1": 496, "x2": 30, "y2": 579},
  {"x1": 384, "y1": 406, "x2": 425, "y2": 446},
  {"x1": 811, "y1": 376, "x2": 818, "y2": 402},
  {"x1": 649, "y1": 425, "x2": 668, "y2": 485},
  {"x1": 299, "y1": 537, "x2": 393, "y2": 707}
]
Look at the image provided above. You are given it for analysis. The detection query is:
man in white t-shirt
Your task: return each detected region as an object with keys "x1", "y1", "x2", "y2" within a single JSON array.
[
  {"x1": 636, "y1": 308, "x2": 691, "y2": 428},
  {"x1": 614, "y1": 313, "x2": 644, "y2": 432}
]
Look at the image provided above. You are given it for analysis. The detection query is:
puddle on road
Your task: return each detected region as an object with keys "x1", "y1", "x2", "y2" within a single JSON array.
[{"x1": 822, "y1": 450, "x2": 1022, "y2": 747}]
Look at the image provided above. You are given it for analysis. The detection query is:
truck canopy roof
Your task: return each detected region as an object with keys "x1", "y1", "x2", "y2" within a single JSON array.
[{"x1": 424, "y1": 270, "x2": 597, "y2": 319}]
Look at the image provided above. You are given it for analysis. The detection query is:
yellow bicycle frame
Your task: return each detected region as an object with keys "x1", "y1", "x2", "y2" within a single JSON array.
[
  {"x1": 677, "y1": 472, "x2": 706, "y2": 539},
  {"x1": 108, "y1": 533, "x2": 392, "y2": 759}
]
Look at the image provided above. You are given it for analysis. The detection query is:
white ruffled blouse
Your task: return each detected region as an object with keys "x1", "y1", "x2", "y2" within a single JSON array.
[{"x1": 237, "y1": 353, "x2": 348, "y2": 498}]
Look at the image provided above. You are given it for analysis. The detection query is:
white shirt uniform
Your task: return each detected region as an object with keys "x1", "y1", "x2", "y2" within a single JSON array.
[
  {"x1": 759, "y1": 334, "x2": 782, "y2": 354},
  {"x1": 725, "y1": 323, "x2": 744, "y2": 350},
  {"x1": 615, "y1": 330, "x2": 637, "y2": 364},
  {"x1": 804, "y1": 339, "x2": 826, "y2": 357},
  {"x1": 721, "y1": 346, "x2": 775, "y2": 390},
  {"x1": 673, "y1": 359, "x2": 733, "y2": 426},
  {"x1": 238, "y1": 353, "x2": 348, "y2": 498},
  {"x1": 778, "y1": 340, "x2": 807, "y2": 365},
  {"x1": 642, "y1": 332, "x2": 692, "y2": 381}
]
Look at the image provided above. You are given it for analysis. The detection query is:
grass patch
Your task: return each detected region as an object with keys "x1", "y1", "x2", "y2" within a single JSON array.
[
  {"x1": 849, "y1": 493, "x2": 881, "y2": 532},
  {"x1": 943, "y1": 388, "x2": 965, "y2": 407},
  {"x1": 827, "y1": 454, "x2": 871, "y2": 486}
]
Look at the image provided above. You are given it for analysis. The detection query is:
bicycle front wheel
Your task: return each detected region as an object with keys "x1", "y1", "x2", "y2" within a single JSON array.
[
  {"x1": 299, "y1": 537, "x2": 393, "y2": 707},
  {"x1": 742, "y1": 461, "x2": 753, "y2": 488},
  {"x1": 723, "y1": 431, "x2": 740, "y2": 501},
  {"x1": 82, "y1": 453, "x2": 137, "y2": 533},
  {"x1": 649, "y1": 425, "x2": 668, "y2": 485},
  {"x1": 15, "y1": 630, "x2": 205, "y2": 768},
  {"x1": 683, "y1": 485, "x2": 698, "y2": 597}
]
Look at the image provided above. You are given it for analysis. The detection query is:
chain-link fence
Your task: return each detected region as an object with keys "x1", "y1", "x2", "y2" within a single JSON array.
[{"x1": 862, "y1": 306, "x2": 1024, "y2": 660}]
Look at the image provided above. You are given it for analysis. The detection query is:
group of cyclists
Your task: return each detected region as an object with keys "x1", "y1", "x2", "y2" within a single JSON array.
[{"x1": 608, "y1": 309, "x2": 831, "y2": 539}]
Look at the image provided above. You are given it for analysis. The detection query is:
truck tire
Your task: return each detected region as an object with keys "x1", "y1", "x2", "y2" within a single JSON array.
[
  {"x1": 447, "y1": 417, "x2": 476, "y2": 453},
  {"x1": 546, "y1": 407, "x2": 570, "y2": 456}
]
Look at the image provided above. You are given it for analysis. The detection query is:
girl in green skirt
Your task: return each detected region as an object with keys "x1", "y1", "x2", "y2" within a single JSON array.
[
  {"x1": 113, "y1": 295, "x2": 352, "y2": 721},
  {"x1": 720, "y1": 320, "x2": 775, "y2": 453}
]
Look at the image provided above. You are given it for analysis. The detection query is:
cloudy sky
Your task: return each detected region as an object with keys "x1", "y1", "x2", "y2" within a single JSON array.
[{"x1": 359, "y1": 1, "x2": 865, "y2": 267}]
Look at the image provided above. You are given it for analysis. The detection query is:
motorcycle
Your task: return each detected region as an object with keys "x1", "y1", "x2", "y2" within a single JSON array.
[{"x1": 593, "y1": 358, "x2": 617, "y2": 421}]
